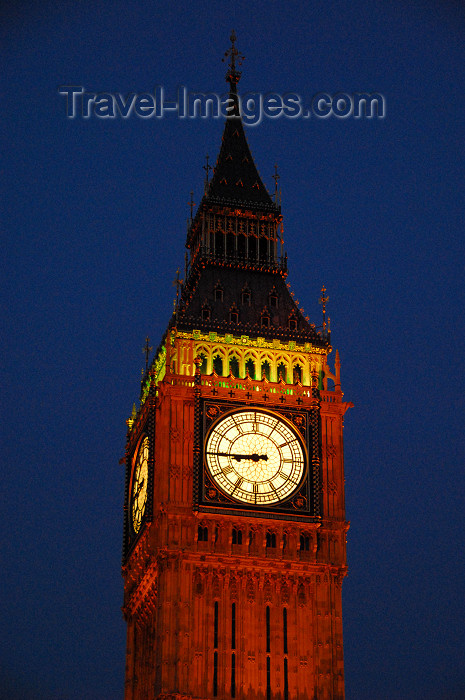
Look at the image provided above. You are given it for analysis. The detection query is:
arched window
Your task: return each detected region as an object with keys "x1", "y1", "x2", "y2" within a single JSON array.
[
  {"x1": 261, "y1": 361, "x2": 271, "y2": 380},
  {"x1": 226, "y1": 231, "x2": 235, "y2": 258},
  {"x1": 261, "y1": 314, "x2": 270, "y2": 328},
  {"x1": 229, "y1": 356, "x2": 239, "y2": 378},
  {"x1": 283, "y1": 608, "x2": 288, "y2": 654},
  {"x1": 259, "y1": 236, "x2": 268, "y2": 262},
  {"x1": 293, "y1": 364, "x2": 302, "y2": 383},
  {"x1": 231, "y1": 602, "x2": 236, "y2": 649},
  {"x1": 214, "y1": 286, "x2": 223, "y2": 302},
  {"x1": 198, "y1": 526, "x2": 208, "y2": 542},
  {"x1": 198, "y1": 353, "x2": 207, "y2": 374},
  {"x1": 266, "y1": 606, "x2": 271, "y2": 653},
  {"x1": 237, "y1": 233, "x2": 246, "y2": 259},
  {"x1": 230, "y1": 310, "x2": 239, "y2": 324},
  {"x1": 202, "y1": 306, "x2": 211, "y2": 321},
  {"x1": 300, "y1": 534, "x2": 310, "y2": 551},
  {"x1": 277, "y1": 362, "x2": 287, "y2": 383},
  {"x1": 214, "y1": 601, "x2": 219, "y2": 647},
  {"x1": 232, "y1": 527, "x2": 243, "y2": 545},
  {"x1": 245, "y1": 358, "x2": 255, "y2": 379},
  {"x1": 266, "y1": 531, "x2": 276, "y2": 548},
  {"x1": 215, "y1": 230, "x2": 224, "y2": 257},
  {"x1": 241, "y1": 289, "x2": 251, "y2": 305},
  {"x1": 248, "y1": 235, "x2": 257, "y2": 260},
  {"x1": 289, "y1": 317, "x2": 297, "y2": 331},
  {"x1": 269, "y1": 292, "x2": 278, "y2": 308},
  {"x1": 213, "y1": 354, "x2": 223, "y2": 376}
]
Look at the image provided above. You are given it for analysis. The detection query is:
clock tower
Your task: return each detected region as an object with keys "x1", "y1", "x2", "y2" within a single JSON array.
[{"x1": 122, "y1": 33, "x2": 352, "y2": 700}]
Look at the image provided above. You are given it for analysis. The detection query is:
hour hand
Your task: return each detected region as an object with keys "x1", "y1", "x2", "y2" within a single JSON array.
[
  {"x1": 134, "y1": 478, "x2": 145, "y2": 497},
  {"x1": 233, "y1": 453, "x2": 268, "y2": 462}
]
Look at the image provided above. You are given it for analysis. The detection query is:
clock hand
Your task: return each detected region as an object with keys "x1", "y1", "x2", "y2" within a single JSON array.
[
  {"x1": 134, "y1": 478, "x2": 145, "y2": 498},
  {"x1": 233, "y1": 453, "x2": 268, "y2": 462},
  {"x1": 206, "y1": 451, "x2": 268, "y2": 462}
]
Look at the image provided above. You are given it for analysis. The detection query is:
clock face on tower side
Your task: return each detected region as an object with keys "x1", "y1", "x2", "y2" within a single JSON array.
[
  {"x1": 204, "y1": 409, "x2": 306, "y2": 505},
  {"x1": 130, "y1": 436, "x2": 149, "y2": 534}
]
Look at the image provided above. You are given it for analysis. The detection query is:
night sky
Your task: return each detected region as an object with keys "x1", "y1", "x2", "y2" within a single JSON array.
[{"x1": 2, "y1": 2, "x2": 465, "y2": 699}]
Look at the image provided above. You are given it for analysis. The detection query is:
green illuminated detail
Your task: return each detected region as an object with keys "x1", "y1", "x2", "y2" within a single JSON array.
[{"x1": 127, "y1": 345, "x2": 167, "y2": 431}]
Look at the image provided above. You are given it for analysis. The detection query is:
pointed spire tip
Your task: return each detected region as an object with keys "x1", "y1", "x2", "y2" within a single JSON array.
[{"x1": 223, "y1": 30, "x2": 244, "y2": 85}]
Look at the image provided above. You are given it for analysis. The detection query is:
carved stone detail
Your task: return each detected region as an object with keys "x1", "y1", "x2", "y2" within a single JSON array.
[
  {"x1": 212, "y1": 573, "x2": 221, "y2": 599},
  {"x1": 297, "y1": 582, "x2": 306, "y2": 607},
  {"x1": 324, "y1": 442, "x2": 337, "y2": 458},
  {"x1": 263, "y1": 576, "x2": 272, "y2": 602},
  {"x1": 182, "y1": 463, "x2": 193, "y2": 477},
  {"x1": 246, "y1": 575, "x2": 255, "y2": 603},
  {"x1": 230, "y1": 575, "x2": 238, "y2": 600},
  {"x1": 193, "y1": 569, "x2": 204, "y2": 596},
  {"x1": 327, "y1": 480, "x2": 338, "y2": 494},
  {"x1": 281, "y1": 580, "x2": 290, "y2": 605}
]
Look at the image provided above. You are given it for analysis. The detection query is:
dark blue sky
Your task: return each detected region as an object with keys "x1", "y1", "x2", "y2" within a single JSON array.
[{"x1": 2, "y1": 2, "x2": 465, "y2": 699}]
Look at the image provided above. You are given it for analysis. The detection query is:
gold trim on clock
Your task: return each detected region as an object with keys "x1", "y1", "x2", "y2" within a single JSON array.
[
  {"x1": 204, "y1": 408, "x2": 307, "y2": 505},
  {"x1": 130, "y1": 436, "x2": 149, "y2": 534}
]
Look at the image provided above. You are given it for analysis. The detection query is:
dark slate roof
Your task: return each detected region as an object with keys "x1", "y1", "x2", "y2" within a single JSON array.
[{"x1": 176, "y1": 264, "x2": 326, "y2": 345}]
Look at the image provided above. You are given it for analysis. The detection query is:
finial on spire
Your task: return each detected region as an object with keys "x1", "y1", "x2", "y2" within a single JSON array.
[
  {"x1": 142, "y1": 336, "x2": 153, "y2": 371},
  {"x1": 319, "y1": 285, "x2": 329, "y2": 333},
  {"x1": 188, "y1": 191, "x2": 195, "y2": 221},
  {"x1": 335, "y1": 349, "x2": 341, "y2": 388},
  {"x1": 203, "y1": 154, "x2": 212, "y2": 193},
  {"x1": 172, "y1": 268, "x2": 184, "y2": 320},
  {"x1": 222, "y1": 29, "x2": 244, "y2": 85},
  {"x1": 272, "y1": 164, "x2": 280, "y2": 203}
]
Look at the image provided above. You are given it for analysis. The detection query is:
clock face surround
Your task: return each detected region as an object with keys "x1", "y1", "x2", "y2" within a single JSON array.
[
  {"x1": 131, "y1": 436, "x2": 149, "y2": 534},
  {"x1": 204, "y1": 408, "x2": 306, "y2": 505}
]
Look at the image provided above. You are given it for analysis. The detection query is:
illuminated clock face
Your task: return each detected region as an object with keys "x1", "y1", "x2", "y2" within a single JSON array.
[
  {"x1": 131, "y1": 436, "x2": 149, "y2": 533},
  {"x1": 204, "y1": 409, "x2": 306, "y2": 505}
]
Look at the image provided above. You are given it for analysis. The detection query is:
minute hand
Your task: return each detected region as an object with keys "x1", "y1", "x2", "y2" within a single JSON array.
[{"x1": 206, "y1": 452, "x2": 268, "y2": 462}]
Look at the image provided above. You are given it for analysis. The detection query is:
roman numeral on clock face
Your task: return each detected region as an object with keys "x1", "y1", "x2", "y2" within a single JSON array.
[
  {"x1": 233, "y1": 477, "x2": 244, "y2": 492},
  {"x1": 232, "y1": 417, "x2": 243, "y2": 433}
]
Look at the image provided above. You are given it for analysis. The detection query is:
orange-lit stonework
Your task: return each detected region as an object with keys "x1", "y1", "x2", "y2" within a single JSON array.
[{"x1": 122, "y1": 34, "x2": 351, "y2": 700}]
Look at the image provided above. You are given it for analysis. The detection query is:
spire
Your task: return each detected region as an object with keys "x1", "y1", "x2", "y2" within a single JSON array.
[
  {"x1": 205, "y1": 32, "x2": 277, "y2": 210},
  {"x1": 177, "y1": 33, "x2": 328, "y2": 350}
]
